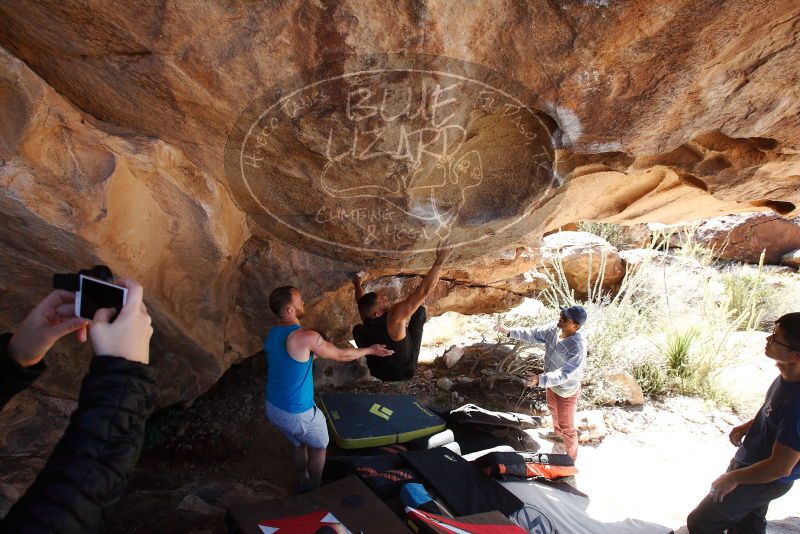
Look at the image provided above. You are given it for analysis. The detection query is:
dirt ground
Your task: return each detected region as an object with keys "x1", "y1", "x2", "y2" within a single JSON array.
[{"x1": 101, "y1": 342, "x2": 799, "y2": 533}]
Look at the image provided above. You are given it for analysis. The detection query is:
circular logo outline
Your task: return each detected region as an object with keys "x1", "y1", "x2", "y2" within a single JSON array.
[{"x1": 232, "y1": 54, "x2": 561, "y2": 255}]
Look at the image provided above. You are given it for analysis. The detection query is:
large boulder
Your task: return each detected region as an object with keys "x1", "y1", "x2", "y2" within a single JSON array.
[
  {"x1": 605, "y1": 371, "x2": 645, "y2": 406},
  {"x1": 693, "y1": 212, "x2": 800, "y2": 264},
  {"x1": 540, "y1": 232, "x2": 625, "y2": 295}
]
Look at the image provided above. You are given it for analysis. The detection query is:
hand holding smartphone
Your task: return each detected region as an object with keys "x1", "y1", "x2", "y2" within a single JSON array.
[{"x1": 75, "y1": 275, "x2": 128, "y2": 321}]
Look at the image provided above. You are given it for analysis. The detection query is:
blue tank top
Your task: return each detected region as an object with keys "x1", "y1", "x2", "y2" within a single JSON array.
[{"x1": 264, "y1": 325, "x2": 315, "y2": 413}]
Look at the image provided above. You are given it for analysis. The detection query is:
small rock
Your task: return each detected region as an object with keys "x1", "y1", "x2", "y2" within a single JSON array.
[
  {"x1": 177, "y1": 494, "x2": 225, "y2": 516},
  {"x1": 436, "y1": 377, "x2": 454, "y2": 391},
  {"x1": 422, "y1": 369, "x2": 434, "y2": 380},
  {"x1": 780, "y1": 249, "x2": 800, "y2": 269},
  {"x1": 451, "y1": 391, "x2": 459, "y2": 399},
  {"x1": 443, "y1": 346, "x2": 465, "y2": 368},
  {"x1": 577, "y1": 410, "x2": 607, "y2": 442}
]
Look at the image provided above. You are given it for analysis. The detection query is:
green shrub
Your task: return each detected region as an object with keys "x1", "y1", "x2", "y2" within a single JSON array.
[
  {"x1": 663, "y1": 328, "x2": 698, "y2": 379},
  {"x1": 631, "y1": 360, "x2": 669, "y2": 397},
  {"x1": 577, "y1": 222, "x2": 635, "y2": 249},
  {"x1": 650, "y1": 222, "x2": 718, "y2": 266}
]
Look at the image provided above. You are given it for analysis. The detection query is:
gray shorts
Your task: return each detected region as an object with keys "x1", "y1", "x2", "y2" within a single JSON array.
[{"x1": 266, "y1": 401, "x2": 329, "y2": 449}]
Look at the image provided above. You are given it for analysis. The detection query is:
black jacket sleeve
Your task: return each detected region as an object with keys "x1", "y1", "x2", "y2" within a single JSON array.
[
  {"x1": 0, "y1": 355, "x2": 156, "y2": 533},
  {"x1": 0, "y1": 332, "x2": 47, "y2": 409}
]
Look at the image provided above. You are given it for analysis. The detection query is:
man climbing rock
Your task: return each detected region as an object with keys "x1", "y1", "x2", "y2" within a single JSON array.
[
  {"x1": 265, "y1": 286, "x2": 393, "y2": 491},
  {"x1": 351, "y1": 242, "x2": 451, "y2": 381},
  {"x1": 687, "y1": 312, "x2": 800, "y2": 534},
  {"x1": 495, "y1": 305, "x2": 588, "y2": 460}
]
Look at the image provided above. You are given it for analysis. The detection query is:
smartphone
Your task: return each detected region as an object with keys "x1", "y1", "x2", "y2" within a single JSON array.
[{"x1": 75, "y1": 275, "x2": 128, "y2": 321}]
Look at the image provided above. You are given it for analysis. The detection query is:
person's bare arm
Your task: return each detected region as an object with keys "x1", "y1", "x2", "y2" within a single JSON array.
[
  {"x1": 352, "y1": 272, "x2": 366, "y2": 303},
  {"x1": 301, "y1": 331, "x2": 393, "y2": 362},
  {"x1": 388, "y1": 242, "x2": 451, "y2": 326},
  {"x1": 710, "y1": 441, "x2": 800, "y2": 501}
]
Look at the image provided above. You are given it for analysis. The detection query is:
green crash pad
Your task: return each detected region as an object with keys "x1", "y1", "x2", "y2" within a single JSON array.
[{"x1": 319, "y1": 393, "x2": 446, "y2": 449}]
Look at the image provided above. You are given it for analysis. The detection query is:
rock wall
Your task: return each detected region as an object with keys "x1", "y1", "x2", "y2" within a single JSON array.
[{"x1": 0, "y1": 1, "x2": 798, "y2": 408}]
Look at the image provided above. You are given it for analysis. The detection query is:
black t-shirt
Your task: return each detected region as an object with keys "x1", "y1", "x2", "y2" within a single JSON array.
[
  {"x1": 734, "y1": 376, "x2": 800, "y2": 482},
  {"x1": 353, "y1": 307, "x2": 426, "y2": 381}
]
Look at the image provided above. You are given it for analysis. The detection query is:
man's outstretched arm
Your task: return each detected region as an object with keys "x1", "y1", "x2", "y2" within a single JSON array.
[
  {"x1": 299, "y1": 330, "x2": 393, "y2": 362},
  {"x1": 389, "y1": 242, "x2": 451, "y2": 325}
]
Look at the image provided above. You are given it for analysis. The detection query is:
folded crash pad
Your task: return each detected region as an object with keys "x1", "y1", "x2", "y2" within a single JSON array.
[
  {"x1": 401, "y1": 447, "x2": 524, "y2": 516},
  {"x1": 319, "y1": 393, "x2": 446, "y2": 449},
  {"x1": 503, "y1": 480, "x2": 672, "y2": 534},
  {"x1": 448, "y1": 403, "x2": 542, "y2": 429},
  {"x1": 226, "y1": 475, "x2": 408, "y2": 534}
]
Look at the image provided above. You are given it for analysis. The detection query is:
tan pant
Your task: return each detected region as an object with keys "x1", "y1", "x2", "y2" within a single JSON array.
[{"x1": 546, "y1": 386, "x2": 580, "y2": 460}]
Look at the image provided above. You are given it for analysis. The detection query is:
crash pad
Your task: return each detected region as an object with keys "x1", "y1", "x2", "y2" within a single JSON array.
[
  {"x1": 226, "y1": 475, "x2": 407, "y2": 534},
  {"x1": 319, "y1": 393, "x2": 446, "y2": 449}
]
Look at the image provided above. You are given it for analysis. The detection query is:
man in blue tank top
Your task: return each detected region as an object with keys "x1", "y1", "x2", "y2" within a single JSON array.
[
  {"x1": 265, "y1": 286, "x2": 393, "y2": 492},
  {"x1": 687, "y1": 312, "x2": 800, "y2": 533}
]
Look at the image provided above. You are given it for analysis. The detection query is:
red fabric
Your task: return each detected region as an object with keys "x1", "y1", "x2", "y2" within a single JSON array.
[
  {"x1": 258, "y1": 510, "x2": 342, "y2": 533},
  {"x1": 406, "y1": 508, "x2": 528, "y2": 533},
  {"x1": 546, "y1": 386, "x2": 580, "y2": 460}
]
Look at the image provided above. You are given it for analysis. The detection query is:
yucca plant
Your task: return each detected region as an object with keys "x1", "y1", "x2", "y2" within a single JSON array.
[{"x1": 662, "y1": 328, "x2": 698, "y2": 379}]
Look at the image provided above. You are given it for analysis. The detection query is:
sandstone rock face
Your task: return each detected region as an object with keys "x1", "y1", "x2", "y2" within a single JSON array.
[
  {"x1": 540, "y1": 232, "x2": 625, "y2": 295},
  {"x1": 693, "y1": 212, "x2": 800, "y2": 264},
  {"x1": 0, "y1": 47, "x2": 249, "y2": 408},
  {"x1": 0, "y1": 1, "x2": 798, "y2": 406},
  {"x1": 0, "y1": 390, "x2": 75, "y2": 515}
]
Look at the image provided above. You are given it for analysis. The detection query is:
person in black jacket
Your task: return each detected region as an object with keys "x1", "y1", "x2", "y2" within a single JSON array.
[{"x1": 0, "y1": 279, "x2": 156, "y2": 533}]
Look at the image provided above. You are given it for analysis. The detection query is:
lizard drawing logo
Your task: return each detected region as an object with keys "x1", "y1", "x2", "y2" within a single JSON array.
[{"x1": 319, "y1": 123, "x2": 483, "y2": 239}]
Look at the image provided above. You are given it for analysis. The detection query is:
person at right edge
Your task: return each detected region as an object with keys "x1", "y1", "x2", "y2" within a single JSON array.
[
  {"x1": 351, "y1": 241, "x2": 452, "y2": 381},
  {"x1": 0, "y1": 279, "x2": 155, "y2": 533},
  {"x1": 494, "y1": 305, "x2": 588, "y2": 460},
  {"x1": 687, "y1": 312, "x2": 800, "y2": 534}
]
